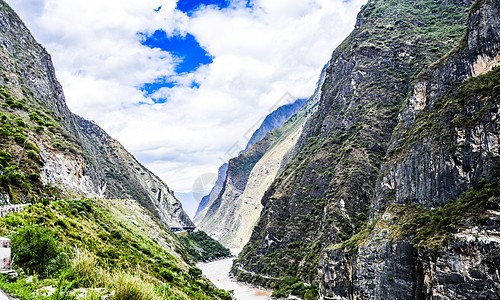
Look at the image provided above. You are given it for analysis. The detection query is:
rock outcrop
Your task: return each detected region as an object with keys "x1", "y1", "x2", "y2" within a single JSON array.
[{"x1": 0, "y1": 0, "x2": 192, "y2": 228}]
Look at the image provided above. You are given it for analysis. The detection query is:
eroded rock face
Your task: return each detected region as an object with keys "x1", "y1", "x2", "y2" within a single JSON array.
[
  {"x1": 234, "y1": 0, "x2": 473, "y2": 286},
  {"x1": 320, "y1": 222, "x2": 500, "y2": 300},
  {"x1": 319, "y1": 0, "x2": 500, "y2": 299},
  {"x1": 39, "y1": 143, "x2": 98, "y2": 199},
  {"x1": 377, "y1": 0, "x2": 500, "y2": 210}
]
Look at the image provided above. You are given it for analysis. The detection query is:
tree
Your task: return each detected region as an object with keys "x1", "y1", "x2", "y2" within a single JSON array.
[{"x1": 10, "y1": 224, "x2": 64, "y2": 276}]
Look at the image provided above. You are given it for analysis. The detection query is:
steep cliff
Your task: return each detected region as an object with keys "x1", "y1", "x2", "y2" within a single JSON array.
[
  {"x1": 320, "y1": 0, "x2": 500, "y2": 298},
  {"x1": 233, "y1": 0, "x2": 479, "y2": 293},
  {"x1": 0, "y1": 0, "x2": 192, "y2": 228},
  {"x1": 194, "y1": 67, "x2": 326, "y2": 248}
]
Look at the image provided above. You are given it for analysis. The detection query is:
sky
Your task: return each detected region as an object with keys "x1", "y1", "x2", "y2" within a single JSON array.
[{"x1": 7, "y1": 0, "x2": 366, "y2": 217}]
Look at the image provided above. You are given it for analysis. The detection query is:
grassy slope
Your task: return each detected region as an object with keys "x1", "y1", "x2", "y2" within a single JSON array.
[
  {"x1": 0, "y1": 197, "x2": 232, "y2": 300},
  {"x1": 0, "y1": 84, "x2": 75, "y2": 203},
  {"x1": 178, "y1": 231, "x2": 231, "y2": 262}
]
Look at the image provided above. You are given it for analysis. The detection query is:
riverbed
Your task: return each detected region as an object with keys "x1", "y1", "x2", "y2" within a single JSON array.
[{"x1": 198, "y1": 256, "x2": 271, "y2": 300}]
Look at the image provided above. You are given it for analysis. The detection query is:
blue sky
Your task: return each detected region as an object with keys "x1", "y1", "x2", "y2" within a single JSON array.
[
  {"x1": 140, "y1": 31, "x2": 212, "y2": 97},
  {"x1": 7, "y1": 0, "x2": 366, "y2": 217},
  {"x1": 177, "y1": 0, "x2": 229, "y2": 15}
]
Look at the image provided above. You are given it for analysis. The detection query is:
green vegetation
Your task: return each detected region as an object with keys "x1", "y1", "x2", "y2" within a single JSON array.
[
  {"x1": 0, "y1": 198, "x2": 233, "y2": 299},
  {"x1": 0, "y1": 85, "x2": 80, "y2": 203},
  {"x1": 10, "y1": 225, "x2": 67, "y2": 277},
  {"x1": 404, "y1": 181, "x2": 499, "y2": 249},
  {"x1": 271, "y1": 276, "x2": 319, "y2": 300},
  {"x1": 390, "y1": 66, "x2": 500, "y2": 159},
  {"x1": 177, "y1": 231, "x2": 231, "y2": 262},
  {"x1": 335, "y1": 181, "x2": 499, "y2": 253}
]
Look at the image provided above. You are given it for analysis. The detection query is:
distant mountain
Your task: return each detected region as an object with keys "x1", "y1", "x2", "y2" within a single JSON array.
[
  {"x1": 194, "y1": 97, "x2": 308, "y2": 221},
  {"x1": 194, "y1": 65, "x2": 327, "y2": 248},
  {"x1": 243, "y1": 97, "x2": 307, "y2": 153},
  {"x1": 194, "y1": 162, "x2": 228, "y2": 219}
]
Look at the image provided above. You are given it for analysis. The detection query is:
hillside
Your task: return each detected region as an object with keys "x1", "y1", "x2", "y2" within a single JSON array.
[
  {"x1": 0, "y1": 1, "x2": 233, "y2": 298},
  {"x1": 0, "y1": 197, "x2": 232, "y2": 299},
  {"x1": 0, "y1": 0, "x2": 191, "y2": 228},
  {"x1": 232, "y1": 0, "x2": 499, "y2": 299}
]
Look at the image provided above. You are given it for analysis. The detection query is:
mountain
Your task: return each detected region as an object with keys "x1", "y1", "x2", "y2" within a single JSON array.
[
  {"x1": 243, "y1": 97, "x2": 308, "y2": 153},
  {"x1": 194, "y1": 97, "x2": 311, "y2": 221},
  {"x1": 232, "y1": 0, "x2": 499, "y2": 299},
  {"x1": 0, "y1": 1, "x2": 234, "y2": 298},
  {"x1": 0, "y1": 0, "x2": 191, "y2": 228},
  {"x1": 194, "y1": 162, "x2": 228, "y2": 219},
  {"x1": 194, "y1": 66, "x2": 327, "y2": 248}
]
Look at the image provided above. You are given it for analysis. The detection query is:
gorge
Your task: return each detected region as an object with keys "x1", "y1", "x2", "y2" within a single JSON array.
[{"x1": 0, "y1": 0, "x2": 498, "y2": 299}]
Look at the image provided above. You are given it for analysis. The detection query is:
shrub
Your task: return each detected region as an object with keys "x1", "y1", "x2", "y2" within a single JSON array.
[
  {"x1": 110, "y1": 230, "x2": 123, "y2": 240},
  {"x1": 188, "y1": 267, "x2": 202, "y2": 279},
  {"x1": 10, "y1": 224, "x2": 65, "y2": 277},
  {"x1": 54, "y1": 219, "x2": 67, "y2": 229},
  {"x1": 357, "y1": 213, "x2": 367, "y2": 221},
  {"x1": 15, "y1": 118, "x2": 27, "y2": 128},
  {"x1": 159, "y1": 269, "x2": 175, "y2": 282},
  {"x1": 0, "y1": 151, "x2": 12, "y2": 167},
  {"x1": 13, "y1": 132, "x2": 26, "y2": 144}
]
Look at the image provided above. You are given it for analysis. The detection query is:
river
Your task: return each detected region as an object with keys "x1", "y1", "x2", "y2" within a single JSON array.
[{"x1": 198, "y1": 254, "x2": 271, "y2": 300}]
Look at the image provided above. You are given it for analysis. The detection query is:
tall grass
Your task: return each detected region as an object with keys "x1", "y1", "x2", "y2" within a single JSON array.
[
  {"x1": 112, "y1": 270, "x2": 159, "y2": 300},
  {"x1": 70, "y1": 250, "x2": 162, "y2": 300},
  {"x1": 70, "y1": 248, "x2": 107, "y2": 288}
]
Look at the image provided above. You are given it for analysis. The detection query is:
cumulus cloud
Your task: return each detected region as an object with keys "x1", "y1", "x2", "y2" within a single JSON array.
[{"x1": 7, "y1": 0, "x2": 366, "y2": 214}]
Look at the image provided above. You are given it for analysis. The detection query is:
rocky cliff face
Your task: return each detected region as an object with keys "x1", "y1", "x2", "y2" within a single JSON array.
[
  {"x1": 234, "y1": 0, "x2": 474, "y2": 288},
  {"x1": 194, "y1": 67, "x2": 326, "y2": 248},
  {"x1": 319, "y1": 0, "x2": 500, "y2": 298},
  {"x1": 0, "y1": 0, "x2": 192, "y2": 228}
]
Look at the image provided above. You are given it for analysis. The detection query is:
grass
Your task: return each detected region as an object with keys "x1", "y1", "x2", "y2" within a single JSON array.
[
  {"x1": 333, "y1": 180, "x2": 499, "y2": 253},
  {"x1": 177, "y1": 231, "x2": 231, "y2": 262},
  {"x1": 0, "y1": 197, "x2": 233, "y2": 299}
]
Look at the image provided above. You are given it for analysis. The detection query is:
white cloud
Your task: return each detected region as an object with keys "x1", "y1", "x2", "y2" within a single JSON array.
[{"x1": 6, "y1": 0, "x2": 366, "y2": 205}]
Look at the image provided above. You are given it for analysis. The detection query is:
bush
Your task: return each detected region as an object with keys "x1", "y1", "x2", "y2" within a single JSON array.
[
  {"x1": 0, "y1": 150, "x2": 12, "y2": 167},
  {"x1": 188, "y1": 267, "x2": 202, "y2": 279},
  {"x1": 159, "y1": 269, "x2": 175, "y2": 282},
  {"x1": 13, "y1": 132, "x2": 26, "y2": 144},
  {"x1": 10, "y1": 224, "x2": 65, "y2": 277}
]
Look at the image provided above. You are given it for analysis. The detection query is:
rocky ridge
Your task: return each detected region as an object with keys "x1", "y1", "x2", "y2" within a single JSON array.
[
  {"x1": 234, "y1": 0, "x2": 474, "y2": 285},
  {"x1": 319, "y1": 0, "x2": 500, "y2": 298},
  {"x1": 231, "y1": 0, "x2": 498, "y2": 297}
]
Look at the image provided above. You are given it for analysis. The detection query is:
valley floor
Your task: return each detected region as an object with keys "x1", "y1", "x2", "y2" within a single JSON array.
[{"x1": 198, "y1": 250, "x2": 271, "y2": 300}]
